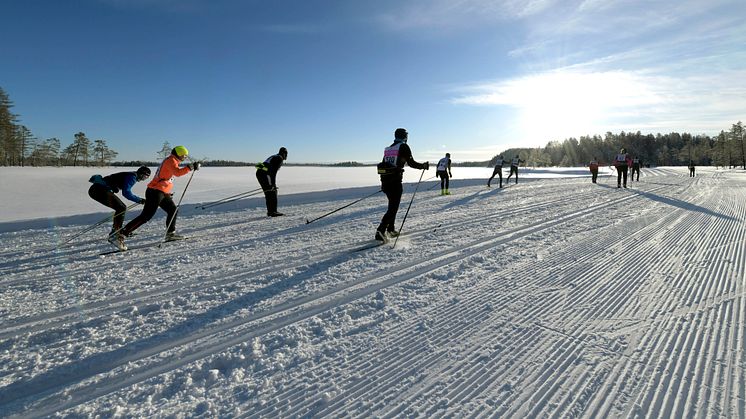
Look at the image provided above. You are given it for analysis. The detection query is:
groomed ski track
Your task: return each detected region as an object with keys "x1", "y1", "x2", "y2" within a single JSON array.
[{"x1": 0, "y1": 167, "x2": 743, "y2": 417}]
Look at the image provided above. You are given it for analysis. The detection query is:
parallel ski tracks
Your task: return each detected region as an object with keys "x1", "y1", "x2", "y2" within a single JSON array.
[
  {"x1": 0, "y1": 179, "x2": 616, "y2": 335},
  {"x1": 3, "y1": 181, "x2": 676, "y2": 416},
  {"x1": 247, "y1": 175, "x2": 743, "y2": 418}
]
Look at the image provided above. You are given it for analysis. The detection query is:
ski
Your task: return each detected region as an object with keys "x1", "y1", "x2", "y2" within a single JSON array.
[
  {"x1": 99, "y1": 236, "x2": 190, "y2": 255},
  {"x1": 351, "y1": 241, "x2": 387, "y2": 252}
]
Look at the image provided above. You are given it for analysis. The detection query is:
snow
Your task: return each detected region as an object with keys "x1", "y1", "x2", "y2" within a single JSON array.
[{"x1": 1, "y1": 165, "x2": 744, "y2": 417}]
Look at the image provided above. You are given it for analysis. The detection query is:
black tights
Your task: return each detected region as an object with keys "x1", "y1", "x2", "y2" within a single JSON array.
[
  {"x1": 378, "y1": 182, "x2": 402, "y2": 233},
  {"x1": 123, "y1": 188, "x2": 177, "y2": 235},
  {"x1": 88, "y1": 184, "x2": 127, "y2": 231}
]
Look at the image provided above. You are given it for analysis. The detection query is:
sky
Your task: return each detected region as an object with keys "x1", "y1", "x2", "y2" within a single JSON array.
[{"x1": 2, "y1": 0, "x2": 745, "y2": 163}]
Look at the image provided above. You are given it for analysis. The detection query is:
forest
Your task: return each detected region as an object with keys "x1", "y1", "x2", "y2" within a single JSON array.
[
  {"x1": 1, "y1": 86, "x2": 743, "y2": 168},
  {"x1": 490, "y1": 125, "x2": 745, "y2": 168}
]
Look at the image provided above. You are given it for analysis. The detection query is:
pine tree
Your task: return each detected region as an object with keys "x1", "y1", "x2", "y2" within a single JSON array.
[
  {"x1": 0, "y1": 87, "x2": 19, "y2": 165},
  {"x1": 71, "y1": 132, "x2": 92, "y2": 166},
  {"x1": 93, "y1": 139, "x2": 118, "y2": 165},
  {"x1": 158, "y1": 141, "x2": 172, "y2": 160}
]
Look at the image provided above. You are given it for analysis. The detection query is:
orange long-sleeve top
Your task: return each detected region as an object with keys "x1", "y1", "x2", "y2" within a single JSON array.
[{"x1": 147, "y1": 155, "x2": 191, "y2": 194}]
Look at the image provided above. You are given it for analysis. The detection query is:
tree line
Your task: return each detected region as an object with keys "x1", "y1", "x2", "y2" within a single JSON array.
[
  {"x1": 3, "y1": 85, "x2": 744, "y2": 168},
  {"x1": 491, "y1": 123, "x2": 745, "y2": 168},
  {"x1": 0, "y1": 87, "x2": 118, "y2": 166}
]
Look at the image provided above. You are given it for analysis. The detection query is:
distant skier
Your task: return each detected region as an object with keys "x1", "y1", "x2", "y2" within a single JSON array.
[
  {"x1": 589, "y1": 157, "x2": 599, "y2": 184},
  {"x1": 505, "y1": 154, "x2": 525, "y2": 185},
  {"x1": 688, "y1": 160, "x2": 696, "y2": 177},
  {"x1": 614, "y1": 148, "x2": 631, "y2": 188},
  {"x1": 120, "y1": 146, "x2": 198, "y2": 249},
  {"x1": 255, "y1": 147, "x2": 287, "y2": 217},
  {"x1": 436, "y1": 153, "x2": 452, "y2": 195},
  {"x1": 375, "y1": 128, "x2": 428, "y2": 242},
  {"x1": 88, "y1": 166, "x2": 151, "y2": 250},
  {"x1": 487, "y1": 155, "x2": 504, "y2": 188},
  {"x1": 630, "y1": 157, "x2": 642, "y2": 182}
]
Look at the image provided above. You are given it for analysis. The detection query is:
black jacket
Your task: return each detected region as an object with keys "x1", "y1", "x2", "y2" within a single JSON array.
[{"x1": 379, "y1": 140, "x2": 427, "y2": 184}]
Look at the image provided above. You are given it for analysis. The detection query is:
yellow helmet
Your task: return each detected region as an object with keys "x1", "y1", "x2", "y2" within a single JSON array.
[{"x1": 172, "y1": 146, "x2": 189, "y2": 158}]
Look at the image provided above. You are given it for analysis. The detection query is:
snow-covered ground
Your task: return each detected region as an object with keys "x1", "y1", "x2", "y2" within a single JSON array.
[{"x1": 0, "y1": 166, "x2": 744, "y2": 417}]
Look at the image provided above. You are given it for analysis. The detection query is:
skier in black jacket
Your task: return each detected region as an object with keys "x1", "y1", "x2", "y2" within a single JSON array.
[
  {"x1": 256, "y1": 147, "x2": 288, "y2": 216},
  {"x1": 375, "y1": 128, "x2": 429, "y2": 241},
  {"x1": 88, "y1": 166, "x2": 151, "y2": 247}
]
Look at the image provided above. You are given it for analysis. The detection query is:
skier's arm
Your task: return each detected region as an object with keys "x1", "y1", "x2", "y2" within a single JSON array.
[
  {"x1": 406, "y1": 156, "x2": 427, "y2": 170},
  {"x1": 121, "y1": 174, "x2": 143, "y2": 203},
  {"x1": 268, "y1": 156, "x2": 283, "y2": 188}
]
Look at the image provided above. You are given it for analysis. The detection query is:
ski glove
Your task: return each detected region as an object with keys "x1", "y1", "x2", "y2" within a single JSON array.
[
  {"x1": 189, "y1": 162, "x2": 201, "y2": 171},
  {"x1": 139, "y1": 198, "x2": 146, "y2": 205},
  {"x1": 423, "y1": 162, "x2": 429, "y2": 170}
]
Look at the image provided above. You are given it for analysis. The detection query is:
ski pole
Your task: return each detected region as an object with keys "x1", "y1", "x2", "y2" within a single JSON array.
[
  {"x1": 57, "y1": 202, "x2": 140, "y2": 248},
  {"x1": 197, "y1": 188, "x2": 263, "y2": 210},
  {"x1": 160, "y1": 168, "x2": 196, "y2": 246},
  {"x1": 393, "y1": 169, "x2": 426, "y2": 249},
  {"x1": 305, "y1": 189, "x2": 382, "y2": 224}
]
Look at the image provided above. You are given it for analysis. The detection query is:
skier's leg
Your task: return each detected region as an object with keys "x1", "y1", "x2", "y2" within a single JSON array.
[
  {"x1": 122, "y1": 188, "x2": 160, "y2": 235},
  {"x1": 268, "y1": 189, "x2": 278, "y2": 214},
  {"x1": 89, "y1": 184, "x2": 126, "y2": 231},
  {"x1": 378, "y1": 182, "x2": 402, "y2": 233},
  {"x1": 256, "y1": 172, "x2": 273, "y2": 214},
  {"x1": 158, "y1": 193, "x2": 178, "y2": 233},
  {"x1": 487, "y1": 166, "x2": 498, "y2": 187}
]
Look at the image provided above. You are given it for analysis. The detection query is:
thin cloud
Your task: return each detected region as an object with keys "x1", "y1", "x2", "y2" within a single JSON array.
[{"x1": 375, "y1": 0, "x2": 559, "y2": 31}]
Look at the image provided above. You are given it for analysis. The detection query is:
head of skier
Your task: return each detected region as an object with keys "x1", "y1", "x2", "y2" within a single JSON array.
[
  {"x1": 136, "y1": 166, "x2": 151, "y2": 182},
  {"x1": 394, "y1": 128, "x2": 408, "y2": 143},
  {"x1": 620, "y1": 147, "x2": 626, "y2": 154},
  {"x1": 278, "y1": 147, "x2": 288, "y2": 160},
  {"x1": 171, "y1": 146, "x2": 189, "y2": 161},
  {"x1": 445, "y1": 153, "x2": 450, "y2": 158}
]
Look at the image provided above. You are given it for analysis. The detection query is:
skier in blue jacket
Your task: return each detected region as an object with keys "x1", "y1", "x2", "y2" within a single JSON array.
[{"x1": 88, "y1": 166, "x2": 151, "y2": 246}]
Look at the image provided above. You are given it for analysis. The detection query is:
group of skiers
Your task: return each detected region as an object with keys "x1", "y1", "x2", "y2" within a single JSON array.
[
  {"x1": 487, "y1": 154, "x2": 525, "y2": 188},
  {"x1": 88, "y1": 129, "x2": 662, "y2": 250},
  {"x1": 588, "y1": 148, "x2": 644, "y2": 188},
  {"x1": 88, "y1": 145, "x2": 288, "y2": 251}
]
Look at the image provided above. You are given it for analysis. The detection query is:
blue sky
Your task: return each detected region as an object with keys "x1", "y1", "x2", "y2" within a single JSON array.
[{"x1": 2, "y1": 0, "x2": 744, "y2": 163}]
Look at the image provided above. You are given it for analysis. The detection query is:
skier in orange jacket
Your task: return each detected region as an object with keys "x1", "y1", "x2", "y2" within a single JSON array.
[{"x1": 120, "y1": 146, "x2": 198, "y2": 248}]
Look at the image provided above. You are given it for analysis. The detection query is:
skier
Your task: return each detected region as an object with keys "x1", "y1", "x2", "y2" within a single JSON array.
[
  {"x1": 88, "y1": 166, "x2": 151, "y2": 249},
  {"x1": 255, "y1": 147, "x2": 287, "y2": 217},
  {"x1": 614, "y1": 148, "x2": 631, "y2": 188},
  {"x1": 589, "y1": 157, "x2": 599, "y2": 183},
  {"x1": 487, "y1": 155, "x2": 504, "y2": 188},
  {"x1": 688, "y1": 160, "x2": 696, "y2": 177},
  {"x1": 505, "y1": 154, "x2": 525, "y2": 185},
  {"x1": 375, "y1": 128, "x2": 428, "y2": 242},
  {"x1": 120, "y1": 146, "x2": 198, "y2": 248},
  {"x1": 630, "y1": 157, "x2": 642, "y2": 181},
  {"x1": 436, "y1": 153, "x2": 452, "y2": 195}
]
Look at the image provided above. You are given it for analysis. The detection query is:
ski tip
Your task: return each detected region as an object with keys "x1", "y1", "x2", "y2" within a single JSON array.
[{"x1": 305, "y1": 219, "x2": 311, "y2": 224}]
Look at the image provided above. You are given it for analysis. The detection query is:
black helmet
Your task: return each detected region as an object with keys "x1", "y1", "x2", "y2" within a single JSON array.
[
  {"x1": 279, "y1": 147, "x2": 288, "y2": 159},
  {"x1": 394, "y1": 128, "x2": 408, "y2": 140},
  {"x1": 136, "y1": 166, "x2": 151, "y2": 180}
]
